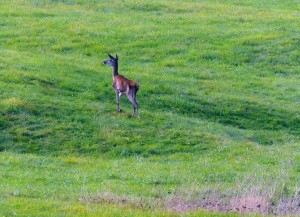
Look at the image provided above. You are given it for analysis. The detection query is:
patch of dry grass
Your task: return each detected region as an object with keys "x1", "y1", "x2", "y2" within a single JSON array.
[{"x1": 80, "y1": 185, "x2": 300, "y2": 216}]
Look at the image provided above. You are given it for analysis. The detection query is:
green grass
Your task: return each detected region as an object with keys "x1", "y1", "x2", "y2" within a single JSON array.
[{"x1": 0, "y1": 0, "x2": 299, "y2": 216}]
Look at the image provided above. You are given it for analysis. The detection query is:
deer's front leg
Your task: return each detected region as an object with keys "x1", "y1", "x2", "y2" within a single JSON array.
[{"x1": 116, "y1": 91, "x2": 122, "y2": 112}]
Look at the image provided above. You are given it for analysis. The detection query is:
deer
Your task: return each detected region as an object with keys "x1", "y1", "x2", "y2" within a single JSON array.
[{"x1": 103, "y1": 54, "x2": 140, "y2": 118}]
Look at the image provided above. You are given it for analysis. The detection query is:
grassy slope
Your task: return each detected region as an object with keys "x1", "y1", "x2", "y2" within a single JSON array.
[{"x1": 0, "y1": 0, "x2": 299, "y2": 216}]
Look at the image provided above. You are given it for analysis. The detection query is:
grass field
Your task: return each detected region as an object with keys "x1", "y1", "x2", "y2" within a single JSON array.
[{"x1": 0, "y1": 0, "x2": 299, "y2": 216}]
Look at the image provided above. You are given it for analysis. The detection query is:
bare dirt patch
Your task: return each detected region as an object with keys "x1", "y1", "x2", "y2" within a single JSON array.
[{"x1": 166, "y1": 188, "x2": 300, "y2": 216}]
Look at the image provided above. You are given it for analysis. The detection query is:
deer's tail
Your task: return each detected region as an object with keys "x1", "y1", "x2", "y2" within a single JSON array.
[{"x1": 129, "y1": 81, "x2": 140, "y2": 92}]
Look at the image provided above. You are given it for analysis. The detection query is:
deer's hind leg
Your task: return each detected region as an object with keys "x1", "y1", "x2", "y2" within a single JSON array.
[{"x1": 126, "y1": 88, "x2": 139, "y2": 118}]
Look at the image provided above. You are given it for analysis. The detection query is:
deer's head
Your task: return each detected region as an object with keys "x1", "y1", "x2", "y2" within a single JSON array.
[{"x1": 103, "y1": 54, "x2": 118, "y2": 67}]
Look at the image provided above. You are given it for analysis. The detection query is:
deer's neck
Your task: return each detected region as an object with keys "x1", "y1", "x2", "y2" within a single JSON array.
[{"x1": 112, "y1": 63, "x2": 119, "y2": 77}]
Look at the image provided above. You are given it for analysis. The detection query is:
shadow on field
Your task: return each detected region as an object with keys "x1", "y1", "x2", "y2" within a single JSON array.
[{"x1": 159, "y1": 96, "x2": 299, "y2": 141}]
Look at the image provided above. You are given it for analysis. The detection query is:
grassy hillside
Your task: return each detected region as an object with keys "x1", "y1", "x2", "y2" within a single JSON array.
[{"x1": 0, "y1": 0, "x2": 299, "y2": 216}]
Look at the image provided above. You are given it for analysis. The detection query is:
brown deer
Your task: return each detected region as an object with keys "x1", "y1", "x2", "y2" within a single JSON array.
[{"x1": 103, "y1": 54, "x2": 140, "y2": 118}]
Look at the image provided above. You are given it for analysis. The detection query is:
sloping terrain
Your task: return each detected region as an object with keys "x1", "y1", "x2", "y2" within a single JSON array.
[{"x1": 0, "y1": 0, "x2": 299, "y2": 216}]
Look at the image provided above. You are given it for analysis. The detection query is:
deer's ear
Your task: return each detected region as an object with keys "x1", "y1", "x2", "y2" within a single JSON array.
[
  {"x1": 108, "y1": 54, "x2": 114, "y2": 59},
  {"x1": 116, "y1": 54, "x2": 118, "y2": 60}
]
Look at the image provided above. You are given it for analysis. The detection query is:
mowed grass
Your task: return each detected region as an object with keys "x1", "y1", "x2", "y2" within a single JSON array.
[{"x1": 0, "y1": 0, "x2": 299, "y2": 216}]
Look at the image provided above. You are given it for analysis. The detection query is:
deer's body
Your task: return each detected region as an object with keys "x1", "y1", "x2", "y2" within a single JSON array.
[
  {"x1": 103, "y1": 54, "x2": 139, "y2": 117},
  {"x1": 113, "y1": 75, "x2": 139, "y2": 93}
]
